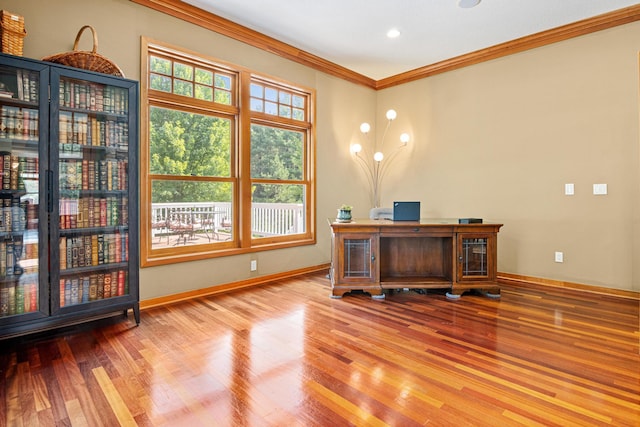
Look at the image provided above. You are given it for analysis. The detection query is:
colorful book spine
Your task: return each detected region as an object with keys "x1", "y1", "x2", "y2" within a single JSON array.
[
  {"x1": 118, "y1": 270, "x2": 125, "y2": 296},
  {"x1": 103, "y1": 274, "x2": 112, "y2": 299}
]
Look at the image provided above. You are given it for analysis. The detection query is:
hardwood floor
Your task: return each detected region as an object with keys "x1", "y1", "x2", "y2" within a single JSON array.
[{"x1": 1, "y1": 272, "x2": 638, "y2": 426}]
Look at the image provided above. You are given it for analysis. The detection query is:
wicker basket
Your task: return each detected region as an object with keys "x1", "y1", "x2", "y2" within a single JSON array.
[
  {"x1": 0, "y1": 10, "x2": 26, "y2": 56},
  {"x1": 42, "y1": 25, "x2": 124, "y2": 77}
]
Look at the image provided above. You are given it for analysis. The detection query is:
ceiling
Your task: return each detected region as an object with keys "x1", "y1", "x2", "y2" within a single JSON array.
[{"x1": 181, "y1": 0, "x2": 640, "y2": 81}]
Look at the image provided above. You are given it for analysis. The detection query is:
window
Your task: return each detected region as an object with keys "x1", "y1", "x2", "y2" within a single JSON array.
[{"x1": 141, "y1": 40, "x2": 315, "y2": 266}]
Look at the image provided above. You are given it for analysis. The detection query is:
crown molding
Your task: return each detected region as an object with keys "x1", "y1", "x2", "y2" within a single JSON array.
[
  {"x1": 130, "y1": 0, "x2": 376, "y2": 88},
  {"x1": 376, "y1": 4, "x2": 640, "y2": 89},
  {"x1": 131, "y1": 1, "x2": 640, "y2": 90}
]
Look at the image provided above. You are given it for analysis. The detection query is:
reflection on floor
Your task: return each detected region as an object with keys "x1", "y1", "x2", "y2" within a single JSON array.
[{"x1": 1, "y1": 272, "x2": 638, "y2": 426}]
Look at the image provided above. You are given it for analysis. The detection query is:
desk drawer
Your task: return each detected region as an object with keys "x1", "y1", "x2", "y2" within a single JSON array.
[{"x1": 379, "y1": 226, "x2": 453, "y2": 237}]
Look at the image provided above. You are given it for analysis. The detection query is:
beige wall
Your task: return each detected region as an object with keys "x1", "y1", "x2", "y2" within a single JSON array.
[
  {"x1": 377, "y1": 24, "x2": 640, "y2": 292},
  {"x1": 7, "y1": 0, "x2": 639, "y2": 296}
]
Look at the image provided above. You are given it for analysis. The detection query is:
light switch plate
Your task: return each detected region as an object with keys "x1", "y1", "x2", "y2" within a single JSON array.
[
  {"x1": 593, "y1": 183, "x2": 607, "y2": 195},
  {"x1": 565, "y1": 183, "x2": 574, "y2": 195}
]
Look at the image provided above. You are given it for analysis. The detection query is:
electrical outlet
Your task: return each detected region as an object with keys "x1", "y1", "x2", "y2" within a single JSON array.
[
  {"x1": 554, "y1": 252, "x2": 563, "y2": 263},
  {"x1": 250, "y1": 260, "x2": 257, "y2": 271},
  {"x1": 564, "y1": 183, "x2": 574, "y2": 195}
]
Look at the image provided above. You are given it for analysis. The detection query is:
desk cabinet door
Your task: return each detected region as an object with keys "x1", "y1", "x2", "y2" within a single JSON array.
[
  {"x1": 335, "y1": 233, "x2": 378, "y2": 284},
  {"x1": 457, "y1": 233, "x2": 496, "y2": 282}
]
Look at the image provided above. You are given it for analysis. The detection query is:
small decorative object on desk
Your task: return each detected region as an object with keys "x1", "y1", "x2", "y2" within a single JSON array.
[
  {"x1": 458, "y1": 218, "x2": 483, "y2": 224},
  {"x1": 42, "y1": 25, "x2": 124, "y2": 77},
  {"x1": 336, "y1": 204, "x2": 352, "y2": 222},
  {"x1": 0, "y1": 10, "x2": 26, "y2": 56}
]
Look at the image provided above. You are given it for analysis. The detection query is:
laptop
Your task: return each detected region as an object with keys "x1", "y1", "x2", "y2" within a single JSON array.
[{"x1": 393, "y1": 201, "x2": 420, "y2": 221}]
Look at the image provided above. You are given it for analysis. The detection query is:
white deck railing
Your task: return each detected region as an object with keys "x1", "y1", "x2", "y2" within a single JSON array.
[{"x1": 151, "y1": 202, "x2": 304, "y2": 240}]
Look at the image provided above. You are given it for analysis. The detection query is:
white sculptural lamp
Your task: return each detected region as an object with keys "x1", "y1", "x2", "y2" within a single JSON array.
[{"x1": 350, "y1": 109, "x2": 410, "y2": 208}]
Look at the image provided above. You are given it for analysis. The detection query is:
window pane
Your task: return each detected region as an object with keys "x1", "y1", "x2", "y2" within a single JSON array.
[
  {"x1": 250, "y1": 125, "x2": 303, "y2": 180},
  {"x1": 150, "y1": 56, "x2": 171, "y2": 75},
  {"x1": 292, "y1": 95, "x2": 304, "y2": 108},
  {"x1": 151, "y1": 179, "x2": 233, "y2": 248},
  {"x1": 173, "y1": 62, "x2": 193, "y2": 81},
  {"x1": 251, "y1": 184, "x2": 305, "y2": 238},
  {"x1": 214, "y1": 89, "x2": 231, "y2": 105},
  {"x1": 150, "y1": 74, "x2": 171, "y2": 92},
  {"x1": 173, "y1": 80, "x2": 193, "y2": 97},
  {"x1": 264, "y1": 101, "x2": 277, "y2": 116},
  {"x1": 216, "y1": 74, "x2": 231, "y2": 90},
  {"x1": 292, "y1": 108, "x2": 304, "y2": 121},
  {"x1": 195, "y1": 68, "x2": 213, "y2": 85},
  {"x1": 195, "y1": 84, "x2": 213, "y2": 101},
  {"x1": 250, "y1": 83, "x2": 263, "y2": 98},
  {"x1": 250, "y1": 98, "x2": 263, "y2": 112},
  {"x1": 150, "y1": 107, "x2": 231, "y2": 177},
  {"x1": 279, "y1": 91, "x2": 291, "y2": 105},
  {"x1": 279, "y1": 105, "x2": 291, "y2": 119},
  {"x1": 265, "y1": 87, "x2": 277, "y2": 102}
]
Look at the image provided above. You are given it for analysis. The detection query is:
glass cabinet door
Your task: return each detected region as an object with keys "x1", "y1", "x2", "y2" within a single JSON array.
[
  {"x1": 457, "y1": 233, "x2": 495, "y2": 281},
  {"x1": 336, "y1": 233, "x2": 378, "y2": 284},
  {"x1": 0, "y1": 60, "x2": 48, "y2": 321},
  {"x1": 52, "y1": 73, "x2": 132, "y2": 312}
]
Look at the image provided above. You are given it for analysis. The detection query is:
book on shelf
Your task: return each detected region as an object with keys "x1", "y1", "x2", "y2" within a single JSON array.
[
  {"x1": 97, "y1": 273, "x2": 104, "y2": 299},
  {"x1": 97, "y1": 234, "x2": 104, "y2": 265},
  {"x1": 84, "y1": 235, "x2": 91, "y2": 267},
  {"x1": 6, "y1": 240, "x2": 14, "y2": 276},
  {"x1": 14, "y1": 283, "x2": 23, "y2": 314},
  {"x1": 82, "y1": 277, "x2": 90, "y2": 303},
  {"x1": 89, "y1": 275, "x2": 98, "y2": 301},
  {"x1": 0, "y1": 106, "x2": 39, "y2": 141},
  {"x1": 29, "y1": 282, "x2": 37, "y2": 312},
  {"x1": 59, "y1": 237, "x2": 66, "y2": 270},
  {"x1": 103, "y1": 273, "x2": 112, "y2": 299},
  {"x1": 70, "y1": 278, "x2": 79, "y2": 305},
  {"x1": 0, "y1": 283, "x2": 8, "y2": 316},
  {"x1": 16, "y1": 70, "x2": 38, "y2": 103},
  {"x1": 118, "y1": 270, "x2": 125, "y2": 296}
]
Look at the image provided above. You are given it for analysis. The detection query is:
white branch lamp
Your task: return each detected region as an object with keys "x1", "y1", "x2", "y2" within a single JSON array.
[{"x1": 350, "y1": 109, "x2": 410, "y2": 208}]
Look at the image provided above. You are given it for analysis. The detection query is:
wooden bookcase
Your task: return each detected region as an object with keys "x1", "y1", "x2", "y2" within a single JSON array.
[
  {"x1": 0, "y1": 53, "x2": 139, "y2": 339},
  {"x1": 328, "y1": 219, "x2": 502, "y2": 299}
]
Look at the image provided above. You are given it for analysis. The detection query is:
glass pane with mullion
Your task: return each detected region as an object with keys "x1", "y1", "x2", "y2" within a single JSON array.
[
  {"x1": 279, "y1": 105, "x2": 291, "y2": 119},
  {"x1": 265, "y1": 87, "x2": 277, "y2": 102},
  {"x1": 215, "y1": 74, "x2": 232, "y2": 90},
  {"x1": 292, "y1": 95, "x2": 305, "y2": 109},
  {"x1": 250, "y1": 83, "x2": 263, "y2": 98},
  {"x1": 149, "y1": 106, "x2": 231, "y2": 177},
  {"x1": 250, "y1": 98, "x2": 264, "y2": 112},
  {"x1": 278, "y1": 91, "x2": 291, "y2": 105},
  {"x1": 173, "y1": 62, "x2": 193, "y2": 81},
  {"x1": 195, "y1": 84, "x2": 213, "y2": 101},
  {"x1": 264, "y1": 101, "x2": 277, "y2": 116},
  {"x1": 173, "y1": 80, "x2": 193, "y2": 97},
  {"x1": 195, "y1": 68, "x2": 213, "y2": 85},
  {"x1": 150, "y1": 56, "x2": 171, "y2": 75},
  {"x1": 150, "y1": 74, "x2": 171, "y2": 92},
  {"x1": 292, "y1": 108, "x2": 304, "y2": 121},
  {"x1": 151, "y1": 179, "x2": 233, "y2": 248},
  {"x1": 251, "y1": 183, "x2": 305, "y2": 238},
  {"x1": 214, "y1": 89, "x2": 231, "y2": 105}
]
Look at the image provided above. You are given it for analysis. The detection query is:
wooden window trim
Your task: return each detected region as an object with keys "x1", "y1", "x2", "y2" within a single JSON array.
[{"x1": 140, "y1": 37, "x2": 316, "y2": 267}]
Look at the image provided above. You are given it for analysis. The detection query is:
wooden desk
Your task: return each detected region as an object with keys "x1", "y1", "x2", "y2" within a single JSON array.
[{"x1": 328, "y1": 218, "x2": 503, "y2": 299}]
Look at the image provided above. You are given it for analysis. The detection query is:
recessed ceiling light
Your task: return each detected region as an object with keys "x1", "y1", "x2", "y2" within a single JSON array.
[
  {"x1": 386, "y1": 28, "x2": 401, "y2": 39},
  {"x1": 458, "y1": 0, "x2": 481, "y2": 8}
]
